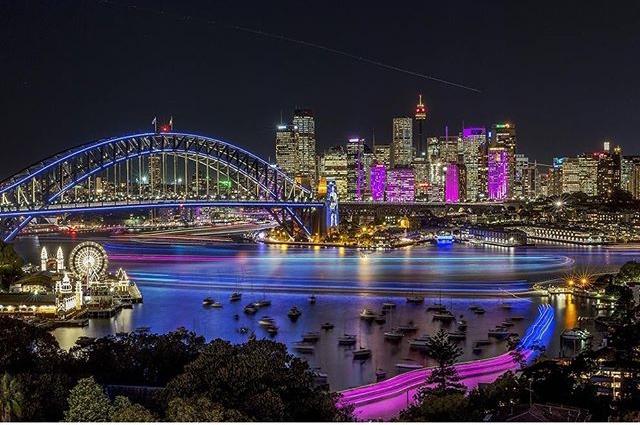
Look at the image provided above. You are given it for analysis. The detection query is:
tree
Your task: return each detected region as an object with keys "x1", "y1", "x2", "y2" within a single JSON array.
[
  {"x1": 399, "y1": 392, "x2": 474, "y2": 421},
  {"x1": 164, "y1": 338, "x2": 352, "y2": 421},
  {"x1": 0, "y1": 373, "x2": 23, "y2": 422},
  {"x1": 0, "y1": 242, "x2": 23, "y2": 290},
  {"x1": 64, "y1": 377, "x2": 111, "y2": 422},
  {"x1": 165, "y1": 397, "x2": 244, "y2": 422},
  {"x1": 110, "y1": 396, "x2": 155, "y2": 422},
  {"x1": 468, "y1": 371, "x2": 523, "y2": 418},
  {"x1": 617, "y1": 261, "x2": 640, "y2": 284},
  {"x1": 417, "y1": 330, "x2": 464, "y2": 399}
]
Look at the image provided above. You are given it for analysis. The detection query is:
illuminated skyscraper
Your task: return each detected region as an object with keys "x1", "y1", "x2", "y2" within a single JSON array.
[
  {"x1": 444, "y1": 163, "x2": 460, "y2": 203},
  {"x1": 415, "y1": 94, "x2": 427, "y2": 156},
  {"x1": 427, "y1": 133, "x2": 457, "y2": 201},
  {"x1": 488, "y1": 147, "x2": 508, "y2": 200},
  {"x1": 386, "y1": 167, "x2": 415, "y2": 202},
  {"x1": 490, "y1": 123, "x2": 516, "y2": 198},
  {"x1": 374, "y1": 144, "x2": 391, "y2": 167},
  {"x1": 460, "y1": 127, "x2": 486, "y2": 201},
  {"x1": 596, "y1": 142, "x2": 621, "y2": 197},
  {"x1": 318, "y1": 146, "x2": 348, "y2": 199},
  {"x1": 346, "y1": 138, "x2": 366, "y2": 201},
  {"x1": 391, "y1": 117, "x2": 413, "y2": 167},
  {"x1": 275, "y1": 124, "x2": 299, "y2": 177},
  {"x1": 370, "y1": 162, "x2": 386, "y2": 202},
  {"x1": 293, "y1": 109, "x2": 317, "y2": 191}
]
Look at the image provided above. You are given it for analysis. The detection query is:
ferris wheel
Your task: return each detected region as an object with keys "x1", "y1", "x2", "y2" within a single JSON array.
[{"x1": 68, "y1": 241, "x2": 108, "y2": 280}]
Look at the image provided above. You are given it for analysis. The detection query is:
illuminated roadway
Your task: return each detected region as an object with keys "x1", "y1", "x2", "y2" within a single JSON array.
[{"x1": 338, "y1": 304, "x2": 554, "y2": 420}]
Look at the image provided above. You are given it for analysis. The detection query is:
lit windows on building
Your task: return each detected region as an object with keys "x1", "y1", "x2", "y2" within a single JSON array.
[
  {"x1": 391, "y1": 117, "x2": 413, "y2": 167},
  {"x1": 318, "y1": 146, "x2": 348, "y2": 199},
  {"x1": 460, "y1": 127, "x2": 486, "y2": 201},
  {"x1": 445, "y1": 163, "x2": 460, "y2": 203},
  {"x1": 347, "y1": 138, "x2": 366, "y2": 201},
  {"x1": 488, "y1": 148, "x2": 508, "y2": 200},
  {"x1": 370, "y1": 162, "x2": 386, "y2": 202},
  {"x1": 386, "y1": 167, "x2": 415, "y2": 203}
]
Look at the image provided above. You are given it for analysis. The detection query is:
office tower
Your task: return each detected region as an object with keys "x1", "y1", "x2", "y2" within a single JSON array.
[
  {"x1": 490, "y1": 123, "x2": 517, "y2": 198},
  {"x1": 374, "y1": 144, "x2": 391, "y2": 167},
  {"x1": 391, "y1": 117, "x2": 413, "y2": 167},
  {"x1": 626, "y1": 156, "x2": 640, "y2": 199},
  {"x1": 361, "y1": 149, "x2": 375, "y2": 200},
  {"x1": 370, "y1": 162, "x2": 387, "y2": 202},
  {"x1": 522, "y1": 163, "x2": 539, "y2": 199},
  {"x1": 578, "y1": 154, "x2": 598, "y2": 196},
  {"x1": 487, "y1": 147, "x2": 509, "y2": 200},
  {"x1": 560, "y1": 157, "x2": 581, "y2": 194},
  {"x1": 412, "y1": 155, "x2": 429, "y2": 200},
  {"x1": 444, "y1": 163, "x2": 460, "y2": 203},
  {"x1": 293, "y1": 109, "x2": 317, "y2": 191},
  {"x1": 148, "y1": 155, "x2": 162, "y2": 195},
  {"x1": 415, "y1": 94, "x2": 427, "y2": 156},
  {"x1": 386, "y1": 167, "x2": 415, "y2": 202},
  {"x1": 319, "y1": 146, "x2": 348, "y2": 199},
  {"x1": 514, "y1": 154, "x2": 529, "y2": 199},
  {"x1": 596, "y1": 142, "x2": 622, "y2": 197},
  {"x1": 427, "y1": 134, "x2": 458, "y2": 201},
  {"x1": 460, "y1": 127, "x2": 486, "y2": 201},
  {"x1": 346, "y1": 138, "x2": 366, "y2": 201},
  {"x1": 275, "y1": 124, "x2": 299, "y2": 177}
]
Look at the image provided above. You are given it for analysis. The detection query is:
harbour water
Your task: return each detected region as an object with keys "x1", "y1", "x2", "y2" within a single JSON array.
[{"x1": 14, "y1": 236, "x2": 635, "y2": 390}]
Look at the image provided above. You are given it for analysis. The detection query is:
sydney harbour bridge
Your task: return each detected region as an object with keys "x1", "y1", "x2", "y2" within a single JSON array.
[{"x1": 0, "y1": 132, "x2": 326, "y2": 242}]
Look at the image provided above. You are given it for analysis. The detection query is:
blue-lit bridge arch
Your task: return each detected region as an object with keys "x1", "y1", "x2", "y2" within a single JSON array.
[{"x1": 0, "y1": 132, "x2": 323, "y2": 241}]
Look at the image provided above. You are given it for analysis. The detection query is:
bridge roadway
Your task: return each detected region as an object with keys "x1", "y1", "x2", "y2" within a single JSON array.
[
  {"x1": 338, "y1": 304, "x2": 554, "y2": 420},
  {"x1": 0, "y1": 199, "x2": 324, "y2": 218}
]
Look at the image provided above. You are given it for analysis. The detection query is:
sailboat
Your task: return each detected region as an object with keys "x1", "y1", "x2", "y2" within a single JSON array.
[{"x1": 230, "y1": 277, "x2": 242, "y2": 302}]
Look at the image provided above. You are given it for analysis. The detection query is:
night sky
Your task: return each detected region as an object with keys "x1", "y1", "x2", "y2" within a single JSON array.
[{"x1": 2, "y1": 1, "x2": 640, "y2": 179}]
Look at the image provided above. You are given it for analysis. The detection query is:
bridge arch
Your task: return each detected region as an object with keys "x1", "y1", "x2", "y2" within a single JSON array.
[{"x1": 0, "y1": 132, "x2": 319, "y2": 241}]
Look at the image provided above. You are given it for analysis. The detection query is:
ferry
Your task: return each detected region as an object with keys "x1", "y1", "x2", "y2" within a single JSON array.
[{"x1": 435, "y1": 231, "x2": 455, "y2": 246}]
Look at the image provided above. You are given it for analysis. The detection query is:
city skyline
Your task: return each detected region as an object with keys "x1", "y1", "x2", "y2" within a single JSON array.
[{"x1": 3, "y1": 1, "x2": 640, "y2": 180}]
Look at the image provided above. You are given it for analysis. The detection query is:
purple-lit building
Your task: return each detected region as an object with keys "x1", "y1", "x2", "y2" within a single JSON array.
[
  {"x1": 386, "y1": 167, "x2": 415, "y2": 203},
  {"x1": 445, "y1": 163, "x2": 460, "y2": 203},
  {"x1": 488, "y1": 148, "x2": 508, "y2": 200},
  {"x1": 370, "y1": 162, "x2": 386, "y2": 202}
]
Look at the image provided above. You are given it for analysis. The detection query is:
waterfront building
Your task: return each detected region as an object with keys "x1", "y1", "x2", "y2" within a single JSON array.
[
  {"x1": 488, "y1": 147, "x2": 509, "y2": 200},
  {"x1": 514, "y1": 154, "x2": 529, "y2": 199},
  {"x1": 391, "y1": 117, "x2": 413, "y2": 167},
  {"x1": 318, "y1": 146, "x2": 348, "y2": 199},
  {"x1": 346, "y1": 138, "x2": 366, "y2": 201},
  {"x1": 460, "y1": 127, "x2": 486, "y2": 201},
  {"x1": 370, "y1": 162, "x2": 387, "y2": 202},
  {"x1": 444, "y1": 163, "x2": 460, "y2": 203},
  {"x1": 374, "y1": 144, "x2": 391, "y2": 167},
  {"x1": 386, "y1": 167, "x2": 415, "y2": 202},
  {"x1": 490, "y1": 123, "x2": 517, "y2": 198},
  {"x1": 293, "y1": 109, "x2": 317, "y2": 191}
]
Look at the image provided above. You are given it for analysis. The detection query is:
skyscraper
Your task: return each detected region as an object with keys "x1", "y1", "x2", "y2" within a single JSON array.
[
  {"x1": 596, "y1": 142, "x2": 621, "y2": 197},
  {"x1": 374, "y1": 144, "x2": 391, "y2": 167},
  {"x1": 490, "y1": 123, "x2": 517, "y2": 198},
  {"x1": 391, "y1": 117, "x2": 413, "y2": 167},
  {"x1": 415, "y1": 95, "x2": 427, "y2": 156},
  {"x1": 444, "y1": 163, "x2": 460, "y2": 203},
  {"x1": 293, "y1": 109, "x2": 317, "y2": 191},
  {"x1": 386, "y1": 167, "x2": 415, "y2": 203},
  {"x1": 370, "y1": 162, "x2": 386, "y2": 202},
  {"x1": 427, "y1": 134, "x2": 457, "y2": 201},
  {"x1": 346, "y1": 138, "x2": 365, "y2": 201},
  {"x1": 460, "y1": 127, "x2": 486, "y2": 201},
  {"x1": 488, "y1": 147, "x2": 509, "y2": 200},
  {"x1": 275, "y1": 124, "x2": 299, "y2": 178},
  {"x1": 318, "y1": 146, "x2": 348, "y2": 199}
]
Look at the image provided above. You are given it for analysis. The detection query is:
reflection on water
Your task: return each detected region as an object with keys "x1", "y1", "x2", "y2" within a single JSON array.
[{"x1": 13, "y1": 236, "x2": 628, "y2": 390}]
